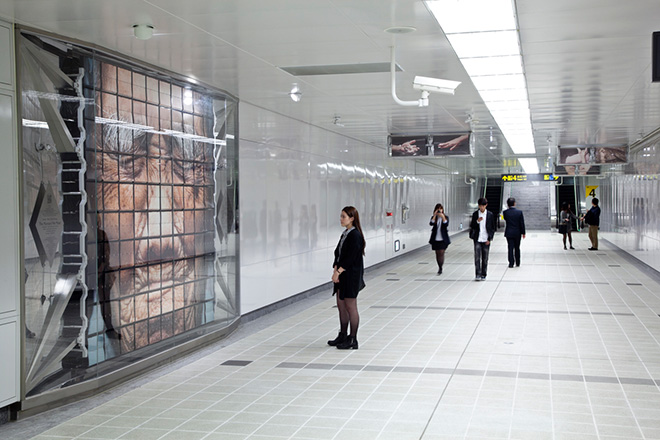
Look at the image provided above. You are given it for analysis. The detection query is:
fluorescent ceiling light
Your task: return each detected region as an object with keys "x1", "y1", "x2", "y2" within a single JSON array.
[
  {"x1": 479, "y1": 88, "x2": 528, "y2": 102},
  {"x1": 489, "y1": 109, "x2": 531, "y2": 122},
  {"x1": 461, "y1": 55, "x2": 523, "y2": 77},
  {"x1": 471, "y1": 74, "x2": 526, "y2": 91},
  {"x1": 518, "y1": 158, "x2": 539, "y2": 174},
  {"x1": 501, "y1": 124, "x2": 532, "y2": 133},
  {"x1": 425, "y1": 0, "x2": 536, "y2": 156},
  {"x1": 446, "y1": 31, "x2": 519, "y2": 58},
  {"x1": 503, "y1": 134, "x2": 535, "y2": 154},
  {"x1": 503, "y1": 131, "x2": 533, "y2": 142},
  {"x1": 426, "y1": 0, "x2": 516, "y2": 33},
  {"x1": 486, "y1": 100, "x2": 529, "y2": 111}
]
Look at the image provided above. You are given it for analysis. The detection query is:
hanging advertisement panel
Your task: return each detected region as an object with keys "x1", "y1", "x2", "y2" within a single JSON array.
[
  {"x1": 557, "y1": 145, "x2": 628, "y2": 166},
  {"x1": 389, "y1": 133, "x2": 472, "y2": 157}
]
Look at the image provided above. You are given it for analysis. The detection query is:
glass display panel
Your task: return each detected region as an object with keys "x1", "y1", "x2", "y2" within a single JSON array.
[{"x1": 19, "y1": 32, "x2": 239, "y2": 397}]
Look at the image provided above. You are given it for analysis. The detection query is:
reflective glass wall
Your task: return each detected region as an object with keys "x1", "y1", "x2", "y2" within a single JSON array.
[
  {"x1": 239, "y1": 103, "x2": 475, "y2": 314},
  {"x1": 19, "y1": 31, "x2": 239, "y2": 398},
  {"x1": 590, "y1": 144, "x2": 660, "y2": 272}
]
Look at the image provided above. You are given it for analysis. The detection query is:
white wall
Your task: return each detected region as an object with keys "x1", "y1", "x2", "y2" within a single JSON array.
[
  {"x1": 0, "y1": 20, "x2": 20, "y2": 408},
  {"x1": 238, "y1": 103, "x2": 469, "y2": 313}
]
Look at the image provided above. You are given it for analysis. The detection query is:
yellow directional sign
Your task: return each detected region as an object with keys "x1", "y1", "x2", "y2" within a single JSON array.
[
  {"x1": 501, "y1": 174, "x2": 559, "y2": 182},
  {"x1": 501, "y1": 174, "x2": 527, "y2": 182},
  {"x1": 586, "y1": 185, "x2": 598, "y2": 198}
]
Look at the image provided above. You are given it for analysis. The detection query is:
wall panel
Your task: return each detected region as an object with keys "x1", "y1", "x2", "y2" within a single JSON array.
[
  {"x1": 0, "y1": 20, "x2": 19, "y2": 409},
  {"x1": 239, "y1": 103, "x2": 470, "y2": 313}
]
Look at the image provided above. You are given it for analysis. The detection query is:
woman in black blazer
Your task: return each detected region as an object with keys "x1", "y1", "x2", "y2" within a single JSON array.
[
  {"x1": 429, "y1": 203, "x2": 451, "y2": 275},
  {"x1": 327, "y1": 206, "x2": 365, "y2": 350}
]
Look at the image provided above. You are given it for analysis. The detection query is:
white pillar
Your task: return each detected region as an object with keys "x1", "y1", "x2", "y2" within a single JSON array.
[{"x1": 0, "y1": 20, "x2": 20, "y2": 410}]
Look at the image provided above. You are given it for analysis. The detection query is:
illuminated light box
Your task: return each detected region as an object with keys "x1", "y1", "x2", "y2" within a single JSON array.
[
  {"x1": 557, "y1": 145, "x2": 628, "y2": 166},
  {"x1": 389, "y1": 133, "x2": 472, "y2": 157}
]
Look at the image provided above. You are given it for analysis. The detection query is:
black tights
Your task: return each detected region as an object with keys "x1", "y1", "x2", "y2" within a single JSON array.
[
  {"x1": 336, "y1": 296, "x2": 359, "y2": 338},
  {"x1": 435, "y1": 249, "x2": 445, "y2": 271},
  {"x1": 562, "y1": 232, "x2": 572, "y2": 247}
]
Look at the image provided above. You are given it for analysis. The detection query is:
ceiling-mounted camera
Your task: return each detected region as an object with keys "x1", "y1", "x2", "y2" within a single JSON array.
[{"x1": 413, "y1": 76, "x2": 461, "y2": 95}]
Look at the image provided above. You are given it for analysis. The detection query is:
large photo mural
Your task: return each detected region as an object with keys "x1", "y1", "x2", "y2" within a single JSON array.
[{"x1": 19, "y1": 32, "x2": 239, "y2": 396}]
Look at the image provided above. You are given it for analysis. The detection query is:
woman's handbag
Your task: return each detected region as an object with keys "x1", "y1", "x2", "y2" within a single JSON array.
[{"x1": 558, "y1": 224, "x2": 567, "y2": 234}]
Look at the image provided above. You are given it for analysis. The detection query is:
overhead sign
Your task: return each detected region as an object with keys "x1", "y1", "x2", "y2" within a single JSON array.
[{"x1": 501, "y1": 174, "x2": 560, "y2": 182}]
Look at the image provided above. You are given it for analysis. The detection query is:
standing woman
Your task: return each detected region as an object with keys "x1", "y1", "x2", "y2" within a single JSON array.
[
  {"x1": 559, "y1": 202, "x2": 577, "y2": 250},
  {"x1": 429, "y1": 203, "x2": 451, "y2": 274},
  {"x1": 328, "y1": 206, "x2": 366, "y2": 350}
]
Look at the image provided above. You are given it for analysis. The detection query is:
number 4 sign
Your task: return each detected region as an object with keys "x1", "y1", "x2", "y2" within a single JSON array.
[{"x1": 586, "y1": 185, "x2": 598, "y2": 198}]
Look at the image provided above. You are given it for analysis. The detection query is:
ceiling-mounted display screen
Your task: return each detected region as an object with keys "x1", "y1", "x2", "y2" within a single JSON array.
[
  {"x1": 557, "y1": 145, "x2": 628, "y2": 165},
  {"x1": 389, "y1": 133, "x2": 472, "y2": 157}
]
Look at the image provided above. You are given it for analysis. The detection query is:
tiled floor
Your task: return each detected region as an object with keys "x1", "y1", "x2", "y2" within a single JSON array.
[{"x1": 7, "y1": 231, "x2": 660, "y2": 439}]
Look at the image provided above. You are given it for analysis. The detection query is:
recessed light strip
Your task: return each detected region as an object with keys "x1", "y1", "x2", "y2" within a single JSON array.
[
  {"x1": 426, "y1": 0, "x2": 536, "y2": 164},
  {"x1": 518, "y1": 158, "x2": 539, "y2": 174}
]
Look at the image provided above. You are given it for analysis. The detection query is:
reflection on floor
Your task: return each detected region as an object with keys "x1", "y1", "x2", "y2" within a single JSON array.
[{"x1": 6, "y1": 230, "x2": 660, "y2": 440}]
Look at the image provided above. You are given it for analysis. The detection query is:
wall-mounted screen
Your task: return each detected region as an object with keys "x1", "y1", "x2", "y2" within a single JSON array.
[
  {"x1": 557, "y1": 145, "x2": 628, "y2": 165},
  {"x1": 389, "y1": 133, "x2": 471, "y2": 157}
]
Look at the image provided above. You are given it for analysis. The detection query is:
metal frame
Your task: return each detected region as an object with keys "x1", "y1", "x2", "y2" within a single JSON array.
[{"x1": 14, "y1": 26, "x2": 242, "y2": 413}]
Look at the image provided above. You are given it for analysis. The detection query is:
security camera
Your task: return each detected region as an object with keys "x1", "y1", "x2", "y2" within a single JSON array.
[{"x1": 413, "y1": 76, "x2": 461, "y2": 95}]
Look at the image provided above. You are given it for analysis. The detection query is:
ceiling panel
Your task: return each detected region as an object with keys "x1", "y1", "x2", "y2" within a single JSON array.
[{"x1": 1, "y1": 0, "x2": 659, "y2": 177}]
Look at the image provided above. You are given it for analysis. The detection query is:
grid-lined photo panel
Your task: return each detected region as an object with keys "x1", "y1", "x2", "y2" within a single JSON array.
[{"x1": 86, "y1": 61, "x2": 216, "y2": 358}]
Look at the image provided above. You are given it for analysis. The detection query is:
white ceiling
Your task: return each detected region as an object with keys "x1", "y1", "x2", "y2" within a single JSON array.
[{"x1": 2, "y1": 0, "x2": 660, "y2": 177}]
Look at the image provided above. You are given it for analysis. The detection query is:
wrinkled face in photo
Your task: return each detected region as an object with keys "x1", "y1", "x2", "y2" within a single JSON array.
[{"x1": 92, "y1": 63, "x2": 215, "y2": 353}]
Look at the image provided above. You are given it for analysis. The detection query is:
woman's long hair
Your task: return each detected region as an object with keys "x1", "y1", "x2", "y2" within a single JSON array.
[
  {"x1": 342, "y1": 206, "x2": 366, "y2": 255},
  {"x1": 433, "y1": 203, "x2": 443, "y2": 214}
]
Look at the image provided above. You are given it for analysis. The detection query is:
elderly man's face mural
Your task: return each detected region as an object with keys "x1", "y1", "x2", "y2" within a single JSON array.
[{"x1": 94, "y1": 63, "x2": 215, "y2": 353}]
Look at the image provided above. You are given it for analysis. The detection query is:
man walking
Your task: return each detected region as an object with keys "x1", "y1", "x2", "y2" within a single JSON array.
[
  {"x1": 470, "y1": 197, "x2": 496, "y2": 281},
  {"x1": 502, "y1": 197, "x2": 526, "y2": 268},
  {"x1": 582, "y1": 198, "x2": 601, "y2": 250}
]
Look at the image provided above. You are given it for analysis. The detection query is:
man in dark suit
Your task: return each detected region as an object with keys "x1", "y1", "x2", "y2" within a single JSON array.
[
  {"x1": 502, "y1": 197, "x2": 526, "y2": 268},
  {"x1": 470, "y1": 197, "x2": 496, "y2": 281},
  {"x1": 581, "y1": 197, "x2": 601, "y2": 250}
]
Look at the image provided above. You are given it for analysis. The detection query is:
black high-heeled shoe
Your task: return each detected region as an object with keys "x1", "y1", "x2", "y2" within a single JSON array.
[
  {"x1": 337, "y1": 335, "x2": 358, "y2": 350},
  {"x1": 327, "y1": 332, "x2": 347, "y2": 346}
]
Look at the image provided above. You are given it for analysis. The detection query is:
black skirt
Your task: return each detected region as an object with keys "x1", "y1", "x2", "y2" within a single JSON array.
[{"x1": 430, "y1": 240, "x2": 449, "y2": 251}]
